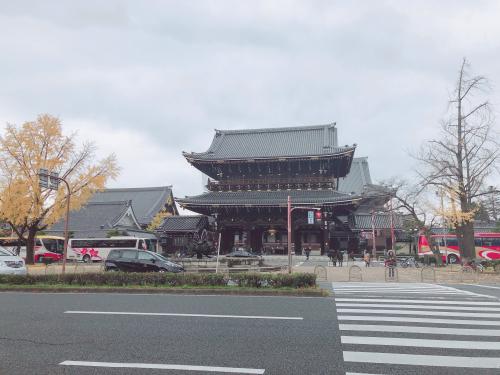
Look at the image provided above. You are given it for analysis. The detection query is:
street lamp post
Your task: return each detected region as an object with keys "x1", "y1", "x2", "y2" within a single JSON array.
[{"x1": 38, "y1": 169, "x2": 71, "y2": 274}]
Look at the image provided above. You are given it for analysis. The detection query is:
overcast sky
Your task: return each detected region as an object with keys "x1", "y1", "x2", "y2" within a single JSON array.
[{"x1": 1, "y1": 0, "x2": 499, "y2": 201}]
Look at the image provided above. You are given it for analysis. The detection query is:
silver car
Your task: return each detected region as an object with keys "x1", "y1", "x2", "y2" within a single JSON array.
[{"x1": 0, "y1": 246, "x2": 27, "y2": 275}]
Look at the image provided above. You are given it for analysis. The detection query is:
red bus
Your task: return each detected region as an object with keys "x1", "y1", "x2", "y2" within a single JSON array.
[{"x1": 418, "y1": 232, "x2": 500, "y2": 263}]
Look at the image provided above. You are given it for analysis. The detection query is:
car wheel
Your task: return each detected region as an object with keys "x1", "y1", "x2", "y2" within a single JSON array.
[
  {"x1": 82, "y1": 255, "x2": 91, "y2": 263},
  {"x1": 448, "y1": 254, "x2": 459, "y2": 264}
]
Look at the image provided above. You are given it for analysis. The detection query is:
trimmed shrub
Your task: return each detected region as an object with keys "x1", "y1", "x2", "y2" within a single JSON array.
[{"x1": 0, "y1": 272, "x2": 316, "y2": 289}]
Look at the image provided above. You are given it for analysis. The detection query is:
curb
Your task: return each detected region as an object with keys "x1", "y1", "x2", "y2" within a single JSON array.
[{"x1": 0, "y1": 287, "x2": 327, "y2": 297}]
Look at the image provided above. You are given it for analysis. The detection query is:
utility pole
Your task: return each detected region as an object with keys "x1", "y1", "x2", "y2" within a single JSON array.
[{"x1": 287, "y1": 196, "x2": 292, "y2": 274}]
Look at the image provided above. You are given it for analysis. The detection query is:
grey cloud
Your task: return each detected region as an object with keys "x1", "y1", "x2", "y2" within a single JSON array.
[{"x1": 1, "y1": 0, "x2": 499, "y2": 193}]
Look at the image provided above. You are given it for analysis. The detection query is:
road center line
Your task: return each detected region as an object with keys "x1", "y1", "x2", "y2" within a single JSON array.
[
  {"x1": 60, "y1": 361, "x2": 265, "y2": 374},
  {"x1": 64, "y1": 311, "x2": 303, "y2": 320}
]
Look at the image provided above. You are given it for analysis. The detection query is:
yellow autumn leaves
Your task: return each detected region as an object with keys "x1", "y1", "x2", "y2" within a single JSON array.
[{"x1": 0, "y1": 114, "x2": 119, "y2": 232}]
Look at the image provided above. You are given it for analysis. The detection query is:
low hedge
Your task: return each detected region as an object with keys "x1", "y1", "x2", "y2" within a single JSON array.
[{"x1": 0, "y1": 272, "x2": 316, "y2": 289}]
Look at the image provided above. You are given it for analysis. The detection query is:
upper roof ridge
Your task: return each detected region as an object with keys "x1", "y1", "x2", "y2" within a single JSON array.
[{"x1": 214, "y1": 122, "x2": 336, "y2": 135}]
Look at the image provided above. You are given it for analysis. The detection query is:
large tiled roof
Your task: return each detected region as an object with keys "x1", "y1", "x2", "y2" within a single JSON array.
[
  {"x1": 89, "y1": 186, "x2": 175, "y2": 225},
  {"x1": 158, "y1": 215, "x2": 208, "y2": 233},
  {"x1": 48, "y1": 201, "x2": 141, "y2": 237},
  {"x1": 183, "y1": 124, "x2": 356, "y2": 161},
  {"x1": 338, "y1": 157, "x2": 372, "y2": 194},
  {"x1": 177, "y1": 189, "x2": 362, "y2": 207},
  {"x1": 351, "y1": 213, "x2": 405, "y2": 230}
]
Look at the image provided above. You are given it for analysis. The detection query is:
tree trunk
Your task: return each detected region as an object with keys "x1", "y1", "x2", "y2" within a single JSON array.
[
  {"x1": 457, "y1": 221, "x2": 475, "y2": 261},
  {"x1": 25, "y1": 226, "x2": 37, "y2": 265}
]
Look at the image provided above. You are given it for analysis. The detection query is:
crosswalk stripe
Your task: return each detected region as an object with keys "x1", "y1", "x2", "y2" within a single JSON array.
[
  {"x1": 333, "y1": 290, "x2": 458, "y2": 294},
  {"x1": 337, "y1": 315, "x2": 500, "y2": 326},
  {"x1": 336, "y1": 284, "x2": 500, "y2": 373},
  {"x1": 335, "y1": 298, "x2": 500, "y2": 306},
  {"x1": 334, "y1": 291, "x2": 464, "y2": 294},
  {"x1": 336, "y1": 303, "x2": 500, "y2": 311},
  {"x1": 339, "y1": 324, "x2": 500, "y2": 336},
  {"x1": 337, "y1": 308, "x2": 500, "y2": 318},
  {"x1": 343, "y1": 351, "x2": 500, "y2": 369},
  {"x1": 341, "y1": 335, "x2": 500, "y2": 350}
]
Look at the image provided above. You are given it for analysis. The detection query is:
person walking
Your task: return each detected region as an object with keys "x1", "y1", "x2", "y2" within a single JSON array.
[
  {"x1": 337, "y1": 250, "x2": 343, "y2": 267},
  {"x1": 305, "y1": 247, "x2": 311, "y2": 261},
  {"x1": 363, "y1": 251, "x2": 371, "y2": 267},
  {"x1": 386, "y1": 249, "x2": 396, "y2": 278},
  {"x1": 331, "y1": 249, "x2": 337, "y2": 266}
]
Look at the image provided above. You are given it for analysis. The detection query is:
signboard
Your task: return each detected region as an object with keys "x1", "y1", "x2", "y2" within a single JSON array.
[{"x1": 307, "y1": 211, "x2": 314, "y2": 225}]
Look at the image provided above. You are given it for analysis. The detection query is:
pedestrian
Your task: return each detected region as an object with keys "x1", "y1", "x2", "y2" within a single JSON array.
[
  {"x1": 364, "y1": 251, "x2": 371, "y2": 267},
  {"x1": 337, "y1": 250, "x2": 343, "y2": 267},
  {"x1": 331, "y1": 249, "x2": 337, "y2": 266},
  {"x1": 386, "y1": 249, "x2": 396, "y2": 277},
  {"x1": 305, "y1": 247, "x2": 311, "y2": 260}
]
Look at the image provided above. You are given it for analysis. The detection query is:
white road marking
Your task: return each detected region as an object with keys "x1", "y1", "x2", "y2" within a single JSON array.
[
  {"x1": 343, "y1": 351, "x2": 500, "y2": 369},
  {"x1": 64, "y1": 311, "x2": 303, "y2": 320},
  {"x1": 337, "y1": 315, "x2": 500, "y2": 326},
  {"x1": 60, "y1": 361, "x2": 265, "y2": 374},
  {"x1": 339, "y1": 324, "x2": 500, "y2": 336},
  {"x1": 465, "y1": 284, "x2": 500, "y2": 290},
  {"x1": 438, "y1": 284, "x2": 497, "y2": 298},
  {"x1": 335, "y1": 298, "x2": 500, "y2": 306},
  {"x1": 336, "y1": 303, "x2": 500, "y2": 311},
  {"x1": 334, "y1": 290, "x2": 464, "y2": 294},
  {"x1": 294, "y1": 262, "x2": 304, "y2": 267},
  {"x1": 341, "y1": 335, "x2": 500, "y2": 350},
  {"x1": 333, "y1": 288, "x2": 462, "y2": 294},
  {"x1": 337, "y1": 308, "x2": 500, "y2": 318}
]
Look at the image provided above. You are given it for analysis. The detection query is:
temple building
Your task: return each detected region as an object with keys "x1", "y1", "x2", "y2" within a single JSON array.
[{"x1": 177, "y1": 124, "x2": 390, "y2": 254}]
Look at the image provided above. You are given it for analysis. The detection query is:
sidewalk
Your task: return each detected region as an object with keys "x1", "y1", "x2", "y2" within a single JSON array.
[{"x1": 303, "y1": 264, "x2": 500, "y2": 283}]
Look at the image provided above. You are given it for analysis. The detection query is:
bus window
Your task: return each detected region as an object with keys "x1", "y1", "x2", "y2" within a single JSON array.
[
  {"x1": 445, "y1": 238, "x2": 458, "y2": 247},
  {"x1": 43, "y1": 238, "x2": 63, "y2": 254},
  {"x1": 475, "y1": 238, "x2": 483, "y2": 247}
]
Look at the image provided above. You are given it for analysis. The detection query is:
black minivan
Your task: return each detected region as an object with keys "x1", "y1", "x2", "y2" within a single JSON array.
[{"x1": 105, "y1": 249, "x2": 184, "y2": 273}]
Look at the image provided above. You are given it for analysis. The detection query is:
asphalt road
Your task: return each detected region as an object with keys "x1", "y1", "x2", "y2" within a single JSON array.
[
  {"x1": 2, "y1": 284, "x2": 500, "y2": 375},
  {"x1": 0, "y1": 293, "x2": 342, "y2": 375}
]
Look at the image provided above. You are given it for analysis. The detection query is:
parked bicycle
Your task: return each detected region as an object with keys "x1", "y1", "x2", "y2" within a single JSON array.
[
  {"x1": 462, "y1": 260, "x2": 484, "y2": 273},
  {"x1": 399, "y1": 257, "x2": 421, "y2": 268}
]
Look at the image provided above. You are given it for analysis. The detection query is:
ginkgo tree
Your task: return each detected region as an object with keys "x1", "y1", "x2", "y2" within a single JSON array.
[{"x1": 0, "y1": 114, "x2": 119, "y2": 264}]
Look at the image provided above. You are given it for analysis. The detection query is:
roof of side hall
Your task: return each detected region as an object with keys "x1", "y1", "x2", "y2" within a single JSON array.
[
  {"x1": 88, "y1": 186, "x2": 176, "y2": 226},
  {"x1": 183, "y1": 123, "x2": 356, "y2": 161}
]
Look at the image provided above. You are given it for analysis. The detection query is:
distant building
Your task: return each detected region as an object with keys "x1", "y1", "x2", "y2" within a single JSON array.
[
  {"x1": 47, "y1": 186, "x2": 178, "y2": 239},
  {"x1": 177, "y1": 123, "x2": 392, "y2": 254},
  {"x1": 156, "y1": 215, "x2": 212, "y2": 254},
  {"x1": 88, "y1": 186, "x2": 178, "y2": 229},
  {"x1": 47, "y1": 200, "x2": 155, "y2": 238}
]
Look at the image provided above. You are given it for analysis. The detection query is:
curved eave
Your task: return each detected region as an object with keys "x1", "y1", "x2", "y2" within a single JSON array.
[
  {"x1": 182, "y1": 148, "x2": 355, "y2": 164},
  {"x1": 176, "y1": 197, "x2": 363, "y2": 208}
]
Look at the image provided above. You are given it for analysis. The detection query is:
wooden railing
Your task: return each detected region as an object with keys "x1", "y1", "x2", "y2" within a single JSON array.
[{"x1": 207, "y1": 176, "x2": 336, "y2": 191}]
